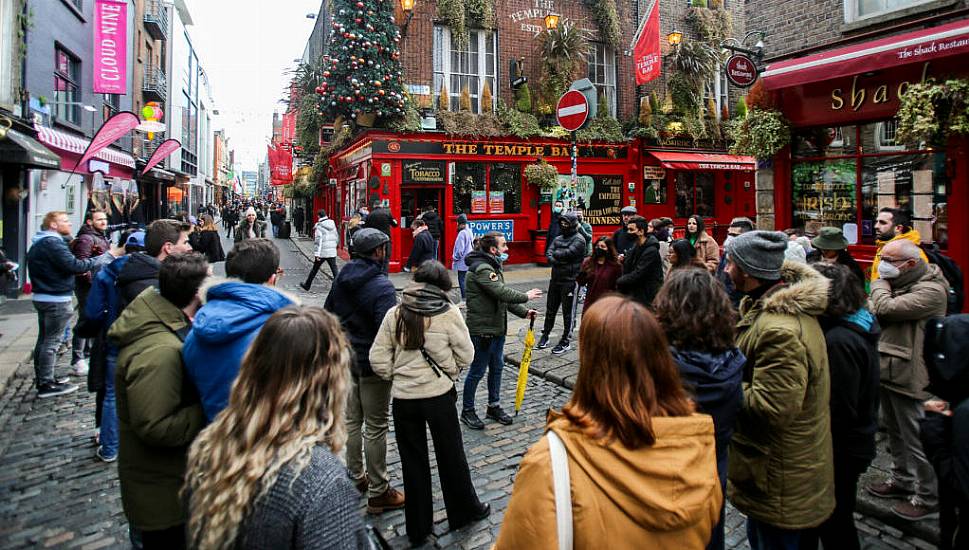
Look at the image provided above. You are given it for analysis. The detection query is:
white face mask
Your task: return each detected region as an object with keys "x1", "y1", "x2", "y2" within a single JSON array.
[{"x1": 878, "y1": 260, "x2": 901, "y2": 279}]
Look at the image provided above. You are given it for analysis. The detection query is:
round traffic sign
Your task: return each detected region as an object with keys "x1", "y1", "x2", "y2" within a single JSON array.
[
  {"x1": 556, "y1": 90, "x2": 589, "y2": 132},
  {"x1": 726, "y1": 54, "x2": 759, "y2": 88}
]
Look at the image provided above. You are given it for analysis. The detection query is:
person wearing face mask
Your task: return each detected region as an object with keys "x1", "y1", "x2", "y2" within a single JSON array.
[
  {"x1": 612, "y1": 206, "x2": 639, "y2": 258},
  {"x1": 685, "y1": 214, "x2": 720, "y2": 273},
  {"x1": 616, "y1": 216, "x2": 663, "y2": 308},
  {"x1": 866, "y1": 239, "x2": 949, "y2": 521},
  {"x1": 809, "y1": 227, "x2": 865, "y2": 285},
  {"x1": 577, "y1": 237, "x2": 622, "y2": 309},
  {"x1": 544, "y1": 200, "x2": 565, "y2": 254},
  {"x1": 461, "y1": 232, "x2": 540, "y2": 430},
  {"x1": 537, "y1": 212, "x2": 587, "y2": 354},
  {"x1": 871, "y1": 208, "x2": 928, "y2": 282}
]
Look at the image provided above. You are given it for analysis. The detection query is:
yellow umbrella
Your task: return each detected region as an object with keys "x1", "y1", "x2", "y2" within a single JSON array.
[{"x1": 515, "y1": 317, "x2": 536, "y2": 416}]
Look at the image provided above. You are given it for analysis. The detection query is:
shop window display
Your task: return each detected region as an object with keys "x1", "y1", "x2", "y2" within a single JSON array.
[{"x1": 675, "y1": 173, "x2": 716, "y2": 218}]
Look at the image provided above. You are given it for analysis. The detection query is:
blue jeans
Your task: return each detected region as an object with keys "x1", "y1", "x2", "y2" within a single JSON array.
[
  {"x1": 462, "y1": 335, "x2": 505, "y2": 412},
  {"x1": 456, "y1": 270, "x2": 467, "y2": 299},
  {"x1": 99, "y1": 354, "x2": 119, "y2": 458},
  {"x1": 746, "y1": 517, "x2": 804, "y2": 550},
  {"x1": 32, "y1": 301, "x2": 74, "y2": 387}
]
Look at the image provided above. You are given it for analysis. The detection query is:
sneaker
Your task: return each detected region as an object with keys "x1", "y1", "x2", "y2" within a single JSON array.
[
  {"x1": 95, "y1": 446, "x2": 117, "y2": 463},
  {"x1": 37, "y1": 382, "x2": 79, "y2": 399},
  {"x1": 866, "y1": 479, "x2": 913, "y2": 499},
  {"x1": 536, "y1": 335, "x2": 550, "y2": 350},
  {"x1": 71, "y1": 359, "x2": 89, "y2": 377},
  {"x1": 892, "y1": 496, "x2": 939, "y2": 521},
  {"x1": 353, "y1": 474, "x2": 369, "y2": 494},
  {"x1": 486, "y1": 405, "x2": 513, "y2": 426},
  {"x1": 551, "y1": 342, "x2": 571, "y2": 355},
  {"x1": 55, "y1": 375, "x2": 71, "y2": 385},
  {"x1": 460, "y1": 409, "x2": 485, "y2": 430},
  {"x1": 367, "y1": 487, "x2": 405, "y2": 514}
]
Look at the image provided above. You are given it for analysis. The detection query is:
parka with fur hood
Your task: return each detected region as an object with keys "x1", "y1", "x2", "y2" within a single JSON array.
[{"x1": 727, "y1": 260, "x2": 836, "y2": 530}]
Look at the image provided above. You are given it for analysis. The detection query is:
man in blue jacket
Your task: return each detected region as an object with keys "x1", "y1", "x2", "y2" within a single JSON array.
[
  {"x1": 183, "y1": 238, "x2": 294, "y2": 422},
  {"x1": 27, "y1": 211, "x2": 101, "y2": 398}
]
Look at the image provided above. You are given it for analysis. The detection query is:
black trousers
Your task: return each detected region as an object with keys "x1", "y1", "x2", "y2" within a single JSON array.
[
  {"x1": 804, "y1": 456, "x2": 868, "y2": 550},
  {"x1": 141, "y1": 524, "x2": 186, "y2": 550},
  {"x1": 225, "y1": 223, "x2": 234, "y2": 239},
  {"x1": 392, "y1": 388, "x2": 482, "y2": 543},
  {"x1": 542, "y1": 281, "x2": 577, "y2": 343},
  {"x1": 303, "y1": 257, "x2": 339, "y2": 286}
]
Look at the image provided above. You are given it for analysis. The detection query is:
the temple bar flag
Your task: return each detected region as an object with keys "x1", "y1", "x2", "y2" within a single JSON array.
[{"x1": 633, "y1": 0, "x2": 661, "y2": 85}]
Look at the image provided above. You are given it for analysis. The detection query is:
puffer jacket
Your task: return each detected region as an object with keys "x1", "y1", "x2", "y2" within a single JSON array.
[
  {"x1": 727, "y1": 260, "x2": 835, "y2": 530},
  {"x1": 616, "y1": 235, "x2": 663, "y2": 307},
  {"x1": 370, "y1": 302, "x2": 474, "y2": 400},
  {"x1": 26, "y1": 231, "x2": 98, "y2": 297},
  {"x1": 546, "y1": 216, "x2": 586, "y2": 283},
  {"x1": 464, "y1": 251, "x2": 529, "y2": 337},
  {"x1": 869, "y1": 262, "x2": 949, "y2": 400},
  {"x1": 313, "y1": 216, "x2": 339, "y2": 258}
]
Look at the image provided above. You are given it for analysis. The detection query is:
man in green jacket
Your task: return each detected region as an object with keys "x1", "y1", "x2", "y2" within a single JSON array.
[
  {"x1": 460, "y1": 232, "x2": 540, "y2": 429},
  {"x1": 109, "y1": 253, "x2": 210, "y2": 548},
  {"x1": 723, "y1": 231, "x2": 835, "y2": 546}
]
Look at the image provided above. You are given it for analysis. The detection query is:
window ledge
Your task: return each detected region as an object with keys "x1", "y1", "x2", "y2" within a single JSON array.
[
  {"x1": 58, "y1": 0, "x2": 86, "y2": 23},
  {"x1": 840, "y1": 0, "x2": 960, "y2": 33}
]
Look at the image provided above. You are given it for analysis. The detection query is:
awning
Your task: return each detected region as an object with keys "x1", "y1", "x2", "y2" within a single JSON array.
[
  {"x1": 34, "y1": 124, "x2": 136, "y2": 169},
  {"x1": 648, "y1": 151, "x2": 756, "y2": 171},
  {"x1": 0, "y1": 129, "x2": 61, "y2": 169},
  {"x1": 761, "y1": 18, "x2": 969, "y2": 90}
]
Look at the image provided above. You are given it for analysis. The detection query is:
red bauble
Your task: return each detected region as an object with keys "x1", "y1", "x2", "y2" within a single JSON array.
[
  {"x1": 323, "y1": 71, "x2": 331, "y2": 77},
  {"x1": 355, "y1": 1, "x2": 364, "y2": 6}
]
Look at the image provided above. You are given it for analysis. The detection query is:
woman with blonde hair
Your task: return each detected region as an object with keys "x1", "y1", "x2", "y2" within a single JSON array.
[
  {"x1": 193, "y1": 214, "x2": 225, "y2": 263},
  {"x1": 495, "y1": 295, "x2": 722, "y2": 549},
  {"x1": 184, "y1": 306, "x2": 365, "y2": 549}
]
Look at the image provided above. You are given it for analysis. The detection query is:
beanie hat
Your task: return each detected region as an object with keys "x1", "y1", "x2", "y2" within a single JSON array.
[
  {"x1": 456, "y1": 214, "x2": 468, "y2": 225},
  {"x1": 352, "y1": 228, "x2": 390, "y2": 254},
  {"x1": 726, "y1": 230, "x2": 788, "y2": 280}
]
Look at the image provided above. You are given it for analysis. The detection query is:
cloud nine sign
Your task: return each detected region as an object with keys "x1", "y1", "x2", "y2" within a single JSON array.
[{"x1": 726, "y1": 54, "x2": 759, "y2": 88}]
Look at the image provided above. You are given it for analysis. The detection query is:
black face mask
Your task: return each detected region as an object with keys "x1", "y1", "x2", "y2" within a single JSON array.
[{"x1": 594, "y1": 248, "x2": 607, "y2": 258}]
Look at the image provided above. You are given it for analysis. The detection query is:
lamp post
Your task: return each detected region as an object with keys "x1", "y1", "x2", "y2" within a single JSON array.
[
  {"x1": 544, "y1": 12, "x2": 560, "y2": 31},
  {"x1": 400, "y1": 0, "x2": 416, "y2": 37},
  {"x1": 667, "y1": 29, "x2": 683, "y2": 49}
]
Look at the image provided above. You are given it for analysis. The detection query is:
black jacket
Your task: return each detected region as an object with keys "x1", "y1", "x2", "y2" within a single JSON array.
[
  {"x1": 116, "y1": 253, "x2": 161, "y2": 310},
  {"x1": 544, "y1": 210, "x2": 562, "y2": 252},
  {"x1": 323, "y1": 258, "x2": 397, "y2": 377},
  {"x1": 612, "y1": 227, "x2": 638, "y2": 257},
  {"x1": 616, "y1": 235, "x2": 663, "y2": 307},
  {"x1": 365, "y1": 207, "x2": 397, "y2": 236},
  {"x1": 421, "y1": 210, "x2": 443, "y2": 240},
  {"x1": 406, "y1": 230, "x2": 437, "y2": 269},
  {"x1": 26, "y1": 232, "x2": 97, "y2": 297},
  {"x1": 195, "y1": 231, "x2": 225, "y2": 263},
  {"x1": 546, "y1": 229, "x2": 586, "y2": 283},
  {"x1": 820, "y1": 313, "x2": 881, "y2": 464}
]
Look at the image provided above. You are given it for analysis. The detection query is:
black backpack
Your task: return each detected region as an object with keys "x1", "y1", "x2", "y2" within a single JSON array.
[
  {"x1": 924, "y1": 314, "x2": 969, "y2": 403},
  {"x1": 922, "y1": 243, "x2": 964, "y2": 315}
]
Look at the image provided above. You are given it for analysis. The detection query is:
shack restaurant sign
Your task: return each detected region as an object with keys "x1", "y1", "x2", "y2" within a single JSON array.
[{"x1": 726, "y1": 54, "x2": 758, "y2": 88}]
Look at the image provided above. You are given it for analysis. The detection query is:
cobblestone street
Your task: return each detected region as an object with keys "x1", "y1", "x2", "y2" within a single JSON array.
[{"x1": 0, "y1": 233, "x2": 940, "y2": 549}]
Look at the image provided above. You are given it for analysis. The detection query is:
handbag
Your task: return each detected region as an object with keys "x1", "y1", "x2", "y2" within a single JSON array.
[{"x1": 547, "y1": 430, "x2": 573, "y2": 550}]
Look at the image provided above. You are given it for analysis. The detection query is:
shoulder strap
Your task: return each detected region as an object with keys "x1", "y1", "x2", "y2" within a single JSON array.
[{"x1": 547, "y1": 430, "x2": 573, "y2": 550}]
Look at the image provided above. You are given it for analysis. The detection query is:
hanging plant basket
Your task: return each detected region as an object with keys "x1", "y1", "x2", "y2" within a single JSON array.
[
  {"x1": 524, "y1": 159, "x2": 560, "y2": 191},
  {"x1": 727, "y1": 108, "x2": 791, "y2": 160},
  {"x1": 896, "y1": 78, "x2": 969, "y2": 146}
]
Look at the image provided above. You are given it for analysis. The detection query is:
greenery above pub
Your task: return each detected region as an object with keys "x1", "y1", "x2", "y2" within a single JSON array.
[{"x1": 896, "y1": 78, "x2": 969, "y2": 146}]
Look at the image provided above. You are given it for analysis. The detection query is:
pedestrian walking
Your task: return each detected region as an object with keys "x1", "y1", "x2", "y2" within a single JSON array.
[
  {"x1": 452, "y1": 214, "x2": 474, "y2": 301},
  {"x1": 269, "y1": 207, "x2": 282, "y2": 238},
  {"x1": 404, "y1": 219, "x2": 436, "y2": 272},
  {"x1": 370, "y1": 261, "x2": 490, "y2": 545},
  {"x1": 69, "y1": 209, "x2": 111, "y2": 377},
  {"x1": 654, "y1": 268, "x2": 744, "y2": 550},
  {"x1": 871, "y1": 207, "x2": 928, "y2": 282},
  {"x1": 685, "y1": 215, "x2": 720, "y2": 273},
  {"x1": 184, "y1": 306, "x2": 366, "y2": 550},
  {"x1": 420, "y1": 204, "x2": 444, "y2": 258},
  {"x1": 615, "y1": 216, "x2": 663, "y2": 308},
  {"x1": 809, "y1": 263, "x2": 881, "y2": 550},
  {"x1": 234, "y1": 207, "x2": 266, "y2": 243},
  {"x1": 538, "y1": 212, "x2": 586, "y2": 354},
  {"x1": 362, "y1": 202, "x2": 397, "y2": 270},
  {"x1": 495, "y1": 295, "x2": 722, "y2": 549},
  {"x1": 109, "y1": 253, "x2": 210, "y2": 550},
  {"x1": 193, "y1": 215, "x2": 225, "y2": 263},
  {"x1": 810, "y1": 226, "x2": 866, "y2": 285},
  {"x1": 224, "y1": 207, "x2": 238, "y2": 239},
  {"x1": 723, "y1": 231, "x2": 835, "y2": 547},
  {"x1": 27, "y1": 211, "x2": 102, "y2": 398},
  {"x1": 576, "y1": 236, "x2": 621, "y2": 309},
  {"x1": 183, "y1": 239, "x2": 295, "y2": 422},
  {"x1": 460, "y1": 232, "x2": 540, "y2": 430},
  {"x1": 301, "y1": 209, "x2": 340, "y2": 290},
  {"x1": 866, "y1": 238, "x2": 948, "y2": 520},
  {"x1": 323, "y1": 228, "x2": 405, "y2": 513},
  {"x1": 611, "y1": 206, "x2": 639, "y2": 258}
]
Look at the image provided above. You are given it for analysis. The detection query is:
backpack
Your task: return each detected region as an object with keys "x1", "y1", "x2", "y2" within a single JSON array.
[
  {"x1": 921, "y1": 243, "x2": 964, "y2": 315},
  {"x1": 923, "y1": 314, "x2": 969, "y2": 403}
]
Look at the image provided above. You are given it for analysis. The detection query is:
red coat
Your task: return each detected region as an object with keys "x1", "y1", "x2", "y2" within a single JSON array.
[{"x1": 577, "y1": 258, "x2": 622, "y2": 307}]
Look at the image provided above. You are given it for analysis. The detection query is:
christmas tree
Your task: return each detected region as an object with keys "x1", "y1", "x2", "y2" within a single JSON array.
[{"x1": 316, "y1": 0, "x2": 406, "y2": 124}]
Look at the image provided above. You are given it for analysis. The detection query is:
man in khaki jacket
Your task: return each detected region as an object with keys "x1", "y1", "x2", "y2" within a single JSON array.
[{"x1": 866, "y1": 239, "x2": 949, "y2": 520}]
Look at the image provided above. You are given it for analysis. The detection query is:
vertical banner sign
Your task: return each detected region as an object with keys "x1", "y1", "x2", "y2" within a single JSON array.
[
  {"x1": 141, "y1": 139, "x2": 182, "y2": 175},
  {"x1": 75, "y1": 111, "x2": 140, "y2": 171},
  {"x1": 93, "y1": 0, "x2": 128, "y2": 94},
  {"x1": 634, "y1": 0, "x2": 661, "y2": 85}
]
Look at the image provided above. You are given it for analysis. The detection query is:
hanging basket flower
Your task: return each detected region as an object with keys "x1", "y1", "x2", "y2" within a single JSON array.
[{"x1": 524, "y1": 159, "x2": 559, "y2": 191}]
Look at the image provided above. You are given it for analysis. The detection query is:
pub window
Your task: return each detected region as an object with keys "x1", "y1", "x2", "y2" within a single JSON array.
[
  {"x1": 587, "y1": 43, "x2": 617, "y2": 116},
  {"x1": 674, "y1": 172, "x2": 716, "y2": 218},
  {"x1": 452, "y1": 163, "x2": 521, "y2": 215},
  {"x1": 704, "y1": 67, "x2": 730, "y2": 119},
  {"x1": 452, "y1": 163, "x2": 486, "y2": 215},
  {"x1": 792, "y1": 159, "x2": 858, "y2": 235},
  {"x1": 846, "y1": 0, "x2": 934, "y2": 22},
  {"x1": 860, "y1": 152, "x2": 948, "y2": 247},
  {"x1": 489, "y1": 163, "x2": 522, "y2": 214},
  {"x1": 874, "y1": 119, "x2": 904, "y2": 152},
  {"x1": 792, "y1": 126, "x2": 857, "y2": 158},
  {"x1": 54, "y1": 46, "x2": 81, "y2": 125},
  {"x1": 433, "y1": 26, "x2": 497, "y2": 113}
]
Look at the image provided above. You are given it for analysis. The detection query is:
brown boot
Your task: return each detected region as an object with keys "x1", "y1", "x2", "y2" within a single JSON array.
[
  {"x1": 367, "y1": 487, "x2": 405, "y2": 514},
  {"x1": 353, "y1": 474, "x2": 369, "y2": 494}
]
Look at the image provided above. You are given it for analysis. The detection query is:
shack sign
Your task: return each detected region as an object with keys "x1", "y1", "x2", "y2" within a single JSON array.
[{"x1": 726, "y1": 54, "x2": 759, "y2": 88}]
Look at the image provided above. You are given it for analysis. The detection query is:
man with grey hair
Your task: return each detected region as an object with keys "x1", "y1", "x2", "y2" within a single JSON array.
[{"x1": 866, "y1": 238, "x2": 949, "y2": 520}]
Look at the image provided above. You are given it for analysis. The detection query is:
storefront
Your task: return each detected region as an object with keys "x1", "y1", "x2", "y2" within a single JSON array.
[{"x1": 760, "y1": 18, "x2": 969, "y2": 289}]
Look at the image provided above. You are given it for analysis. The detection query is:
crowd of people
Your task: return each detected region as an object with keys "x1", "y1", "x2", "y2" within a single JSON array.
[{"x1": 20, "y1": 197, "x2": 968, "y2": 550}]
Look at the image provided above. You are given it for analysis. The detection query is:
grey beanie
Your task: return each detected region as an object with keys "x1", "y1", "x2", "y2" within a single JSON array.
[
  {"x1": 726, "y1": 230, "x2": 789, "y2": 280},
  {"x1": 352, "y1": 228, "x2": 390, "y2": 254}
]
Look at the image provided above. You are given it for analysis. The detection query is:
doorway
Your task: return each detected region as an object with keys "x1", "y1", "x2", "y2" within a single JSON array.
[{"x1": 400, "y1": 186, "x2": 445, "y2": 264}]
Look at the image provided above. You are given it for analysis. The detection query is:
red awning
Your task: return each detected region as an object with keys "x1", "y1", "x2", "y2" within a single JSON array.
[
  {"x1": 648, "y1": 151, "x2": 755, "y2": 171},
  {"x1": 761, "y1": 18, "x2": 969, "y2": 90}
]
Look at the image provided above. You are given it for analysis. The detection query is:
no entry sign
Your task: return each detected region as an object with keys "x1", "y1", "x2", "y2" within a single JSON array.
[{"x1": 556, "y1": 90, "x2": 589, "y2": 132}]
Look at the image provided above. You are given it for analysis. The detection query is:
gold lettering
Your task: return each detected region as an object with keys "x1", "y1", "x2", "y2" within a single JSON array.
[
  {"x1": 468, "y1": 144, "x2": 478, "y2": 154},
  {"x1": 831, "y1": 89, "x2": 844, "y2": 110},
  {"x1": 443, "y1": 143, "x2": 455, "y2": 154},
  {"x1": 897, "y1": 81, "x2": 909, "y2": 98},
  {"x1": 873, "y1": 85, "x2": 888, "y2": 104},
  {"x1": 850, "y1": 76, "x2": 865, "y2": 111},
  {"x1": 921, "y1": 61, "x2": 930, "y2": 84}
]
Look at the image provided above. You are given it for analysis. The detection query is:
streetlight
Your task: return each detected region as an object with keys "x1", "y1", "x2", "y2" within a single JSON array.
[
  {"x1": 544, "y1": 12, "x2": 560, "y2": 31},
  {"x1": 667, "y1": 30, "x2": 683, "y2": 48},
  {"x1": 400, "y1": 0, "x2": 416, "y2": 37}
]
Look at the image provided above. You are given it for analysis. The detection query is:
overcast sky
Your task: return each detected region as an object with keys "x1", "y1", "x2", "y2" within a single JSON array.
[{"x1": 185, "y1": 0, "x2": 320, "y2": 171}]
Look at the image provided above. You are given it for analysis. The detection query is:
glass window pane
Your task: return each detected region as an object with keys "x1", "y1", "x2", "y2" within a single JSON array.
[
  {"x1": 490, "y1": 163, "x2": 522, "y2": 214},
  {"x1": 453, "y1": 163, "x2": 487, "y2": 215},
  {"x1": 860, "y1": 152, "x2": 948, "y2": 246},
  {"x1": 792, "y1": 126, "x2": 857, "y2": 157},
  {"x1": 675, "y1": 173, "x2": 694, "y2": 218},
  {"x1": 792, "y1": 159, "x2": 857, "y2": 235},
  {"x1": 694, "y1": 173, "x2": 716, "y2": 217}
]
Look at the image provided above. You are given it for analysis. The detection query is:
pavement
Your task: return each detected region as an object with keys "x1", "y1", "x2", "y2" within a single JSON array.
[{"x1": 0, "y1": 231, "x2": 940, "y2": 549}]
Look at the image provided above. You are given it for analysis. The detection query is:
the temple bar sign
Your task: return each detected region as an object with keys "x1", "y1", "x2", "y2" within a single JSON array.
[{"x1": 373, "y1": 140, "x2": 626, "y2": 159}]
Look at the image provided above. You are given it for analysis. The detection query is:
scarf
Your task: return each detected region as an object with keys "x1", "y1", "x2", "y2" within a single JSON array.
[{"x1": 401, "y1": 283, "x2": 452, "y2": 317}]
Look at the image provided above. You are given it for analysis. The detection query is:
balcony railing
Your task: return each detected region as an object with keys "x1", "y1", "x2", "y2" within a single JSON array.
[
  {"x1": 143, "y1": 0, "x2": 168, "y2": 41},
  {"x1": 140, "y1": 135, "x2": 167, "y2": 163},
  {"x1": 142, "y1": 66, "x2": 167, "y2": 102}
]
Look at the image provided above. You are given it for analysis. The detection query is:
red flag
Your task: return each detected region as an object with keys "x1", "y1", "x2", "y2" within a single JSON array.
[
  {"x1": 634, "y1": 0, "x2": 661, "y2": 85},
  {"x1": 268, "y1": 144, "x2": 293, "y2": 186},
  {"x1": 75, "y1": 111, "x2": 140, "y2": 171},
  {"x1": 141, "y1": 138, "x2": 181, "y2": 175}
]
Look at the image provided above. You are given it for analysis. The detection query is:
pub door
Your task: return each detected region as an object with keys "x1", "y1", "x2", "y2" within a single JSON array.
[{"x1": 400, "y1": 186, "x2": 445, "y2": 265}]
